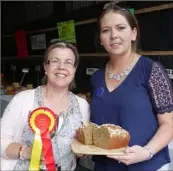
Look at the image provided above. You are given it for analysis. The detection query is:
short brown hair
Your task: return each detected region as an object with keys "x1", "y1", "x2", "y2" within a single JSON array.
[
  {"x1": 42, "y1": 39, "x2": 79, "y2": 90},
  {"x1": 96, "y1": 2, "x2": 140, "y2": 52},
  {"x1": 44, "y1": 39, "x2": 79, "y2": 67}
]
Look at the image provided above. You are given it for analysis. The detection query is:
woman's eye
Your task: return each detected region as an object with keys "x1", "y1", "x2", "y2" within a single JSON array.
[
  {"x1": 65, "y1": 61, "x2": 74, "y2": 67},
  {"x1": 118, "y1": 27, "x2": 125, "y2": 31},
  {"x1": 67, "y1": 62, "x2": 72, "y2": 65},
  {"x1": 102, "y1": 29, "x2": 110, "y2": 33},
  {"x1": 52, "y1": 60, "x2": 58, "y2": 63}
]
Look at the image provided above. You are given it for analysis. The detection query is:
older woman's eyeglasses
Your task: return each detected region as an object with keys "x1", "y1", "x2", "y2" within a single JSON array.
[{"x1": 46, "y1": 58, "x2": 75, "y2": 68}]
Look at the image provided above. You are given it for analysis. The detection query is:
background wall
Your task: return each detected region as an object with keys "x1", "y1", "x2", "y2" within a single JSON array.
[{"x1": 1, "y1": 1, "x2": 173, "y2": 93}]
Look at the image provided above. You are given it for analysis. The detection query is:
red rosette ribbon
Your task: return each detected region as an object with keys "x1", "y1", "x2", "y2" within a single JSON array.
[{"x1": 28, "y1": 107, "x2": 57, "y2": 171}]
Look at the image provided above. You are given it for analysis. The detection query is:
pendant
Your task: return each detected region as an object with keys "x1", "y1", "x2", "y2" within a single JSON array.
[
  {"x1": 116, "y1": 75, "x2": 121, "y2": 81},
  {"x1": 120, "y1": 72, "x2": 124, "y2": 77},
  {"x1": 109, "y1": 64, "x2": 131, "y2": 81},
  {"x1": 124, "y1": 69, "x2": 129, "y2": 76},
  {"x1": 109, "y1": 73, "x2": 121, "y2": 81},
  {"x1": 108, "y1": 53, "x2": 134, "y2": 81},
  {"x1": 109, "y1": 73, "x2": 114, "y2": 79}
]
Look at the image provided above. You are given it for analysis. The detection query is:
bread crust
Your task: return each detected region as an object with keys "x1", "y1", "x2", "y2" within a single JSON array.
[{"x1": 76, "y1": 123, "x2": 130, "y2": 149}]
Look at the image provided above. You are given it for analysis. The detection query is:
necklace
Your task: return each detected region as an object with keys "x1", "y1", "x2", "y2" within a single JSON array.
[{"x1": 108, "y1": 53, "x2": 135, "y2": 81}]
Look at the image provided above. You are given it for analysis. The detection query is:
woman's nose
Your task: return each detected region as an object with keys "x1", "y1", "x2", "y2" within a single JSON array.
[
  {"x1": 58, "y1": 62, "x2": 65, "y2": 70},
  {"x1": 111, "y1": 29, "x2": 118, "y2": 40}
]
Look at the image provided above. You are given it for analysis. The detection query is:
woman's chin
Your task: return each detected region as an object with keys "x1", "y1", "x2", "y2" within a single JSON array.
[{"x1": 110, "y1": 51, "x2": 123, "y2": 56}]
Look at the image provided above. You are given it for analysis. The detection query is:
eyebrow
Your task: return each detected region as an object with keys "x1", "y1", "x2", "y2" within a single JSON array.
[
  {"x1": 116, "y1": 24, "x2": 127, "y2": 27},
  {"x1": 50, "y1": 57, "x2": 74, "y2": 62},
  {"x1": 101, "y1": 24, "x2": 127, "y2": 29}
]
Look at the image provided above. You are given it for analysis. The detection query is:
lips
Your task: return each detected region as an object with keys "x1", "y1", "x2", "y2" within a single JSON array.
[
  {"x1": 55, "y1": 73, "x2": 67, "y2": 78},
  {"x1": 110, "y1": 43, "x2": 121, "y2": 46}
]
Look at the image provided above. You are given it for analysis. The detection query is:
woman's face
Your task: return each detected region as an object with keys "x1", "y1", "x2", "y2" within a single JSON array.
[
  {"x1": 100, "y1": 12, "x2": 137, "y2": 56},
  {"x1": 44, "y1": 47, "x2": 76, "y2": 89}
]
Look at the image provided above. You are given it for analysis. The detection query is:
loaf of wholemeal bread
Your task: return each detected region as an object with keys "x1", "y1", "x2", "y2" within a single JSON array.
[
  {"x1": 76, "y1": 123, "x2": 130, "y2": 149},
  {"x1": 76, "y1": 122, "x2": 97, "y2": 145}
]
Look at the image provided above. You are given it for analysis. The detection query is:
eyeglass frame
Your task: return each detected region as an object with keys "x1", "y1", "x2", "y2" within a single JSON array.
[
  {"x1": 45, "y1": 58, "x2": 76, "y2": 69},
  {"x1": 45, "y1": 38, "x2": 79, "y2": 66}
]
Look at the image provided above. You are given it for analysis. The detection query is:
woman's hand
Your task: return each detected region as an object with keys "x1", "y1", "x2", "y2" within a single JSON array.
[
  {"x1": 75, "y1": 153, "x2": 87, "y2": 158},
  {"x1": 107, "y1": 145, "x2": 150, "y2": 165},
  {"x1": 40, "y1": 153, "x2": 45, "y2": 165},
  {"x1": 21, "y1": 146, "x2": 32, "y2": 160}
]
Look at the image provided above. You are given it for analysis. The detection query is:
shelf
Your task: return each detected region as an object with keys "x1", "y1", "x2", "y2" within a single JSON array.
[{"x1": 2, "y1": 51, "x2": 173, "y2": 60}]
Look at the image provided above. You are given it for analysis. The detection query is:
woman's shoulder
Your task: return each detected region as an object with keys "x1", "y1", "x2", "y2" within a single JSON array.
[
  {"x1": 75, "y1": 94, "x2": 89, "y2": 107},
  {"x1": 140, "y1": 56, "x2": 167, "y2": 74},
  {"x1": 140, "y1": 56, "x2": 154, "y2": 66},
  {"x1": 74, "y1": 94, "x2": 90, "y2": 123},
  {"x1": 12, "y1": 88, "x2": 36, "y2": 102},
  {"x1": 92, "y1": 68, "x2": 105, "y2": 78},
  {"x1": 137, "y1": 56, "x2": 155, "y2": 75},
  {"x1": 91, "y1": 68, "x2": 105, "y2": 86},
  {"x1": 17, "y1": 88, "x2": 35, "y2": 96}
]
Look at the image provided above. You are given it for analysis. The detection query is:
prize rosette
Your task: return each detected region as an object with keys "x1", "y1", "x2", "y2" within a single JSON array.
[{"x1": 28, "y1": 107, "x2": 56, "y2": 171}]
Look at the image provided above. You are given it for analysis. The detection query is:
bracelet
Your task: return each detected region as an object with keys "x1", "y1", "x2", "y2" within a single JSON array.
[
  {"x1": 18, "y1": 146, "x2": 23, "y2": 158},
  {"x1": 19, "y1": 145, "x2": 27, "y2": 160},
  {"x1": 143, "y1": 146, "x2": 154, "y2": 160}
]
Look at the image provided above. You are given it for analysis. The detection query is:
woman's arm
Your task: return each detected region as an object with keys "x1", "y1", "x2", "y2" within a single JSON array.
[
  {"x1": 145, "y1": 112, "x2": 173, "y2": 155},
  {"x1": 1, "y1": 93, "x2": 32, "y2": 160},
  {"x1": 107, "y1": 112, "x2": 173, "y2": 165},
  {"x1": 5, "y1": 143, "x2": 32, "y2": 160},
  {"x1": 146, "y1": 62, "x2": 173, "y2": 155}
]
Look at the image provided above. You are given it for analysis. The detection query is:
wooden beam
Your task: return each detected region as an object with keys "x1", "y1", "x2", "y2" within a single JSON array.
[
  {"x1": 75, "y1": 3, "x2": 173, "y2": 26},
  {"x1": 2, "y1": 51, "x2": 173, "y2": 60},
  {"x1": 75, "y1": 18, "x2": 97, "y2": 26},
  {"x1": 135, "y1": 3, "x2": 173, "y2": 14},
  {"x1": 80, "y1": 53, "x2": 107, "y2": 57},
  {"x1": 2, "y1": 3, "x2": 173, "y2": 38},
  {"x1": 140, "y1": 51, "x2": 173, "y2": 56},
  {"x1": 80, "y1": 51, "x2": 173, "y2": 56}
]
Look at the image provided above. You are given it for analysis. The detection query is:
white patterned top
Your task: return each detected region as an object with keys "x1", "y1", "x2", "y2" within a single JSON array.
[{"x1": 1, "y1": 86, "x2": 90, "y2": 171}]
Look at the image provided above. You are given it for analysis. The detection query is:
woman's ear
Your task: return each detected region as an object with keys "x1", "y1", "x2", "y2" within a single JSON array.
[
  {"x1": 43, "y1": 63, "x2": 47, "y2": 74},
  {"x1": 132, "y1": 28, "x2": 137, "y2": 41}
]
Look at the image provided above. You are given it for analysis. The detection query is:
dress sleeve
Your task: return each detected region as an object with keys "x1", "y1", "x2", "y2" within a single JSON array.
[{"x1": 148, "y1": 62, "x2": 173, "y2": 114}]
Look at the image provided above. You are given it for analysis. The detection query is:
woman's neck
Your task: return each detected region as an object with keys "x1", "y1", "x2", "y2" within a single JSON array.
[
  {"x1": 109, "y1": 50, "x2": 134, "y2": 72},
  {"x1": 43, "y1": 84, "x2": 69, "y2": 101}
]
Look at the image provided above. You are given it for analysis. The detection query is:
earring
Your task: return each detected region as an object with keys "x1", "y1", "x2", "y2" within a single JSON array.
[
  {"x1": 45, "y1": 72, "x2": 47, "y2": 75},
  {"x1": 101, "y1": 42, "x2": 103, "y2": 45}
]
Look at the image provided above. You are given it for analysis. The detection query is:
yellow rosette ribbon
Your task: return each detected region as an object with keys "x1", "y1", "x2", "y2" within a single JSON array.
[{"x1": 28, "y1": 107, "x2": 56, "y2": 171}]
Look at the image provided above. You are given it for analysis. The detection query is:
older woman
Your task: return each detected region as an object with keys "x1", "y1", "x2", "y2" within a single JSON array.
[{"x1": 1, "y1": 40, "x2": 90, "y2": 171}]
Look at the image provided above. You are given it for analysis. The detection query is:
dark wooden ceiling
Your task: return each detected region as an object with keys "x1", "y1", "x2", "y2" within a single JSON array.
[{"x1": 1, "y1": 1, "x2": 172, "y2": 36}]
